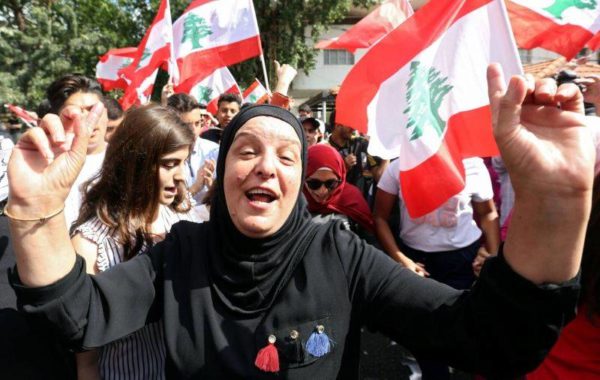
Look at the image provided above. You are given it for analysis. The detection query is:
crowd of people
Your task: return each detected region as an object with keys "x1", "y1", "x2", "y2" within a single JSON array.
[{"x1": 0, "y1": 60, "x2": 598, "y2": 380}]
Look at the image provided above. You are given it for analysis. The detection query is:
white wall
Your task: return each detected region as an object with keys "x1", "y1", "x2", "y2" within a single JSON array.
[{"x1": 293, "y1": 25, "x2": 367, "y2": 92}]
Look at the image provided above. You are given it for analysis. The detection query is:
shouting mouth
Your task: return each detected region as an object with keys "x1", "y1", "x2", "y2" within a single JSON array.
[{"x1": 245, "y1": 188, "x2": 277, "y2": 204}]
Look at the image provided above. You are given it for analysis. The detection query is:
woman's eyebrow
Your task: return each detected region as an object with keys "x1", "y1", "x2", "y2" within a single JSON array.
[
  {"x1": 233, "y1": 131, "x2": 301, "y2": 147},
  {"x1": 160, "y1": 158, "x2": 181, "y2": 164}
]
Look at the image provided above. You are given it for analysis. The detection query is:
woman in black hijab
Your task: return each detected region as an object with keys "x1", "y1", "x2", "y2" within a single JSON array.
[{"x1": 5, "y1": 67, "x2": 595, "y2": 379}]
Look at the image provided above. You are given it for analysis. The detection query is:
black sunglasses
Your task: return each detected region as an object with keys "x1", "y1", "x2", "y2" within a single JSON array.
[{"x1": 305, "y1": 178, "x2": 341, "y2": 191}]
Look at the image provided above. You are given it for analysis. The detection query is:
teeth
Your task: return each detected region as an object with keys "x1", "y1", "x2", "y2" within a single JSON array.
[{"x1": 247, "y1": 189, "x2": 274, "y2": 197}]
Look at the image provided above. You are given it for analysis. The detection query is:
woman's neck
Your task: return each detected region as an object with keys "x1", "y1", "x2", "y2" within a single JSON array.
[{"x1": 149, "y1": 205, "x2": 167, "y2": 237}]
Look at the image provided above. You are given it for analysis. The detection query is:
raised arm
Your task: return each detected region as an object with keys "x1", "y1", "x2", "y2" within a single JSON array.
[
  {"x1": 7, "y1": 103, "x2": 104, "y2": 286},
  {"x1": 487, "y1": 63, "x2": 595, "y2": 284}
]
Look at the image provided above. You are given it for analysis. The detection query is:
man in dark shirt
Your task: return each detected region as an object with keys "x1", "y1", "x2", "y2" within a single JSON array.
[
  {"x1": 327, "y1": 111, "x2": 384, "y2": 202},
  {"x1": 201, "y1": 93, "x2": 241, "y2": 144}
]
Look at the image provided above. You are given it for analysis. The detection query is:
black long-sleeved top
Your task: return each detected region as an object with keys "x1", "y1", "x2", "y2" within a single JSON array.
[{"x1": 10, "y1": 221, "x2": 579, "y2": 379}]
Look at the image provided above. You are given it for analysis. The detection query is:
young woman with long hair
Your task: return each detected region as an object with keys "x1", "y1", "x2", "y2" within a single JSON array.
[{"x1": 71, "y1": 103, "x2": 197, "y2": 380}]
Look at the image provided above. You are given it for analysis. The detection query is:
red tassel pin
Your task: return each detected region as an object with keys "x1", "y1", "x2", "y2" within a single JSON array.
[{"x1": 255, "y1": 334, "x2": 280, "y2": 373}]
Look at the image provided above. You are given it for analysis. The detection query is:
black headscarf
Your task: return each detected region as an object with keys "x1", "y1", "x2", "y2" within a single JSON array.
[{"x1": 208, "y1": 105, "x2": 320, "y2": 315}]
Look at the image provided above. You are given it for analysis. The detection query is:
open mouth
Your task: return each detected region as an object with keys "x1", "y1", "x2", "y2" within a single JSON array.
[
  {"x1": 245, "y1": 188, "x2": 277, "y2": 203},
  {"x1": 164, "y1": 186, "x2": 177, "y2": 195}
]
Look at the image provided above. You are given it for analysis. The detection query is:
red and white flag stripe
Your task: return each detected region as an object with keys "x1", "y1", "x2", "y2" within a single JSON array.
[
  {"x1": 336, "y1": 0, "x2": 521, "y2": 217},
  {"x1": 6, "y1": 104, "x2": 37, "y2": 127},
  {"x1": 173, "y1": 0, "x2": 262, "y2": 91},
  {"x1": 185, "y1": 66, "x2": 242, "y2": 114},
  {"x1": 507, "y1": 0, "x2": 600, "y2": 60},
  {"x1": 95, "y1": 47, "x2": 137, "y2": 91},
  {"x1": 243, "y1": 79, "x2": 269, "y2": 104},
  {"x1": 120, "y1": 0, "x2": 177, "y2": 109},
  {"x1": 316, "y1": 0, "x2": 413, "y2": 53}
]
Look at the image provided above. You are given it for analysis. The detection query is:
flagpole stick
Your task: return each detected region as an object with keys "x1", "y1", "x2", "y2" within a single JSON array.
[
  {"x1": 259, "y1": 54, "x2": 272, "y2": 94},
  {"x1": 497, "y1": 0, "x2": 524, "y2": 76}
]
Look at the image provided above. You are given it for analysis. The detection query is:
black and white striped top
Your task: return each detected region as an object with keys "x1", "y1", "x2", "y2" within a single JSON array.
[
  {"x1": 75, "y1": 206, "x2": 199, "y2": 380},
  {"x1": 0, "y1": 136, "x2": 14, "y2": 203}
]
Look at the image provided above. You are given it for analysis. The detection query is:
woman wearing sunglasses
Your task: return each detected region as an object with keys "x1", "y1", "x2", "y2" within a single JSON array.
[{"x1": 303, "y1": 144, "x2": 375, "y2": 237}]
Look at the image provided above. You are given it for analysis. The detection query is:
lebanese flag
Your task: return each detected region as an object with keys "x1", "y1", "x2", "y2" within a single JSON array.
[
  {"x1": 173, "y1": 0, "x2": 262, "y2": 91},
  {"x1": 6, "y1": 104, "x2": 37, "y2": 127},
  {"x1": 587, "y1": 32, "x2": 600, "y2": 50},
  {"x1": 243, "y1": 79, "x2": 269, "y2": 104},
  {"x1": 95, "y1": 47, "x2": 137, "y2": 91},
  {"x1": 507, "y1": 0, "x2": 600, "y2": 60},
  {"x1": 316, "y1": 0, "x2": 413, "y2": 53},
  {"x1": 120, "y1": 0, "x2": 177, "y2": 109},
  {"x1": 336, "y1": 0, "x2": 521, "y2": 218},
  {"x1": 184, "y1": 66, "x2": 242, "y2": 114}
]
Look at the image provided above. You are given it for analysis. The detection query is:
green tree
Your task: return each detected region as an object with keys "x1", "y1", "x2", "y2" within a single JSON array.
[
  {"x1": 230, "y1": 0, "x2": 378, "y2": 87},
  {"x1": 182, "y1": 13, "x2": 213, "y2": 50},
  {"x1": 544, "y1": 0, "x2": 597, "y2": 20},
  {"x1": 0, "y1": 0, "x2": 378, "y2": 109},
  {"x1": 403, "y1": 61, "x2": 453, "y2": 141}
]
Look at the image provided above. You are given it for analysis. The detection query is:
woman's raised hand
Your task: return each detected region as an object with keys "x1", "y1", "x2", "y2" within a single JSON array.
[
  {"x1": 487, "y1": 63, "x2": 595, "y2": 283},
  {"x1": 7, "y1": 103, "x2": 105, "y2": 217},
  {"x1": 488, "y1": 63, "x2": 595, "y2": 201}
]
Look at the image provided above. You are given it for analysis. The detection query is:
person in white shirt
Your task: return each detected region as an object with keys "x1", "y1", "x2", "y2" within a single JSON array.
[
  {"x1": 374, "y1": 157, "x2": 500, "y2": 282},
  {"x1": 373, "y1": 157, "x2": 500, "y2": 380},
  {"x1": 44, "y1": 74, "x2": 108, "y2": 228}
]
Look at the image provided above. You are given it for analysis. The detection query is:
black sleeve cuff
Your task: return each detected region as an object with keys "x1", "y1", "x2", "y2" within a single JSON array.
[
  {"x1": 480, "y1": 244, "x2": 580, "y2": 324},
  {"x1": 9, "y1": 255, "x2": 86, "y2": 307}
]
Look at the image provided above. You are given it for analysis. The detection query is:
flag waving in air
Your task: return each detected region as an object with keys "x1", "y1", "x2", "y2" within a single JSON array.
[
  {"x1": 173, "y1": 0, "x2": 262, "y2": 90},
  {"x1": 243, "y1": 79, "x2": 269, "y2": 104},
  {"x1": 336, "y1": 0, "x2": 521, "y2": 218},
  {"x1": 95, "y1": 47, "x2": 137, "y2": 92},
  {"x1": 316, "y1": 0, "x2": 413, "y2": 53},
  {"x1": 184, "y1": 66, "x2": 242, "y2": 114},
  {"x1": 6, "y1": 104, "x2": 37, "y2": 128},
  {"x1": 120, "y1": 0, "x2": 177, "y2": 109},
  {"x1": 507, "y1": 0, "x2": 600, "y2": 60}
]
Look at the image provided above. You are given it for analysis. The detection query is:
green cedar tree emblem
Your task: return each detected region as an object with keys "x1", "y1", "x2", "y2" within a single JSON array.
[
  {"x1": 195, "y1": 86, "x2": 213, "y2": 104},
  {"x1": 403, "y1": 61, "x2": 453, "y2": 141},
  {"x1": 544, "y1": 0, "x2": 597, "y2": 19},
  {"x1": 136, "y1": 49, "x2": 151, "y2": 69},
  {"x1": 182, "y1": 13, "x2": 213, "y2": 49},
  {"x1": 248, "y1": 94, "x2": 258, "y2": 103},
  {"x1": 119, "y1": 58, "x2": 134, "y2": 70}
]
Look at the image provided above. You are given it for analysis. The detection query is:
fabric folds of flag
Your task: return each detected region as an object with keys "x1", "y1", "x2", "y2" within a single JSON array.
[
  {"x1": 182, "y1": 66, "x2": 242, "y2": 114},
  {"x1": 336, "y1": 0, "x2": 521, "y2": 218},
  {"x1": 173, "y1": 0, "x2": 262, "y2": 91},
  {"x1": 507, "y1": 0, "x2": 600, "y2": 60},
  {"x1": 243, "y1": 79, "x2": 269, "y2": 104},
  {"x1": 6, "y1": 104, "x2": 37, "y2": 127},
  {"x1": 120, "y1": 0, "x2": 177, "y2": 109},
  {"x1": 316, "y1": 0, "x2": 413, "y2": 53},
  {"x1": 95, "y1": 47, "x2": 137, "y2": 91},
  {"x1": 587, "y1": 32, "x2": 600, "y2": 50}
]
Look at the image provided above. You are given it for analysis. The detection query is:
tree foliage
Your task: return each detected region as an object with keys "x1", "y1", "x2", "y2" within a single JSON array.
[
  {"x1": 0, "y1": 0, "x2": 377, "y2": 109},
  {"x1": 231, "y1": 0, "x2": 378, "y2": 86}
]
